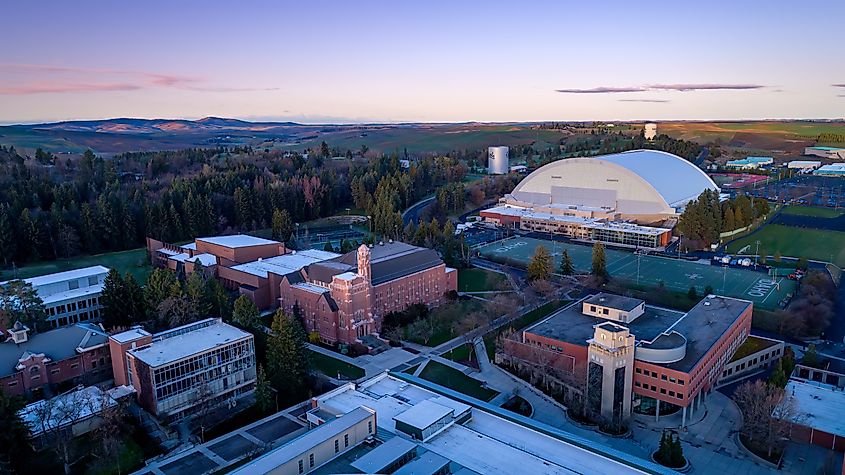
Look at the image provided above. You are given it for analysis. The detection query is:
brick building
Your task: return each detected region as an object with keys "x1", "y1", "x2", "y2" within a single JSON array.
[
  {"x1": 109, "y1": 318, "x2": 256, "y2": 421},
  {"x1": 503, "y1": 293, "x2": 751, "y2": 425},
  {"x1": 278, "y1": 242, "x2": 458, "y2": 344},
  {"x1": 147, "y1": 233, "x2": 457, "y2": 346},
  {"x1": 0, "y1": 322, "x2": 111, "y2": 399}
]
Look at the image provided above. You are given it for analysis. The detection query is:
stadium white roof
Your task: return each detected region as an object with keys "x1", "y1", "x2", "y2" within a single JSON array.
[
  {"x1": 196, "y1": 234, "x2": 280, "y2": 248},
  {"x1": 508, "y1": 150, "x2": 718, "y2": 216},
  {"x1": 597, "y1": 150, "x2": 719, "y2": 207}
]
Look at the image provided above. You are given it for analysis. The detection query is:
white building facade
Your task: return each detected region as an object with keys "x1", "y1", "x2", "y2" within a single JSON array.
[
  {"x1": 2, "y1": 266, "x2": 110, "y2": 328},
  {"x1": 488, "y1": 146, "x2": 509, "y2": 175}
]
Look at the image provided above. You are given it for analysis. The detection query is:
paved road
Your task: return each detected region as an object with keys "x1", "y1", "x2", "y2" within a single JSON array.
[{"x1": 402, "y1": 195, "x2": 435, "y2": 225}]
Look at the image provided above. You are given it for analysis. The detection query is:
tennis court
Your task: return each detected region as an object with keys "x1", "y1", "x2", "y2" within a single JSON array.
[{"x1": 477, "y1": 236, "x2": 795, "y2": 309}]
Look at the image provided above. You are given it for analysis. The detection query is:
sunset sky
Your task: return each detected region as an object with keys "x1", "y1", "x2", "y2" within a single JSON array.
[{"x1": 2, "y1": 0, "x2": 844, "y2": 124}]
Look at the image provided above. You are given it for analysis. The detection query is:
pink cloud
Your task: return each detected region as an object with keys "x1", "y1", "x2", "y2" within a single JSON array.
[
  {"x1": 0, "y1": 63, "x2": 274, "y2": 95},
  {"x1": 556, "y1": 86, "x2": 646, "y2": 94},
  {"x1": 556, "y1": 83, "x2": 766, "y2": 94},
  {"x1": 649, "y1": 83, "x2": 764, "y2": 91},
  {"x1": 0, "y1": 82, "x2": 142, "y2": 94}
]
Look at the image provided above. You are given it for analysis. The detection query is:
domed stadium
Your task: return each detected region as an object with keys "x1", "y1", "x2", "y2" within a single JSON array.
[{"x1": 504, "y1": 150, "x2": 719, "y2": 223}]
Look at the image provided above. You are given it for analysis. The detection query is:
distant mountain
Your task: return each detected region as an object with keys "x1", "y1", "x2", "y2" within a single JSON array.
[{"x1": 24, "y1": 117, "x2": 303, "y2": 134}]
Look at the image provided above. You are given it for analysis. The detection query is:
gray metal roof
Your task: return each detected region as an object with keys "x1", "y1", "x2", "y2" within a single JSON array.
[
  {"x1": 350, "y1": 436, "x2": 417, "y2": 473},
  {"x1": 0, "y1": 324, "x2": 108, "y2": 377},
  {"x1": 393, "y1": 451, "x2": 450, "y2": 475},
  {"x1": 229, "y1": 407, "x2": 373, "y2": 475},
  {"x1": 311, "y1": 242, "x2": 445, "y2": 286}
]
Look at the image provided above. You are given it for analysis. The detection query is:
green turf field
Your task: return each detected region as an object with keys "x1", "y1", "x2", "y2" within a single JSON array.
[
  {"x1": 0, "y1": 247, "x2": 152, "y2": 283},
  {"x1": 780, "y1": 205, "x2": 845, "y2": 218},
  {"x1": 457, "y1": 268, "x2": 507, "y2": 292},
  {"x1": 726, "y1": 224, "x2": 845, "y2": 267},
  {"x1": 476, "y1": 237, "x2": 795, "y2": 309}
]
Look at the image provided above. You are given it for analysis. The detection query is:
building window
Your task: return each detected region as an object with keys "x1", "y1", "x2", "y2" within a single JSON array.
[
  {"x1": 660, "y1": 388, "x2": 667, "y2": 394},
  {"x1": 678, "y1": 379, "x2": 685, "y2": 386},
  {"x1": 661, "y1": 374, "x2": 667, "y2": 381},
  {"x1": 635, "y1": 368, "x2": 642, "y2": 374},
  {"x1": 8, "y1": 381, "x2": 17, "y2": 387},
  {"x1": 368, "y1": 421, "x2": 373, "y2": 434},
  {"x1": 678, "y1": 394, "x2": 684, "y2": 400},
  {"x1": 669, "y1": 390, "x2": 675, "y2": 397},
  {"x1": 344, "y1": 434, "x2": 349, "y2": 447},
  {"x1": 335, "y1": 439, "x2": 339, "y2": 453},
  {"x1": 298, "y1": 460, "x2": 303, "y2": 473},
  {"x1": 309, "y1": 453, "x2": 314, "y2": 467},
  {"x1": 634, "y1": 381, "x2": 641, "y2": 387}
]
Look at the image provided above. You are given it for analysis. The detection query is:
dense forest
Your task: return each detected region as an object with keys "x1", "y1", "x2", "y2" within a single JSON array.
[{"x1": 0, "y1": 143, "x2": 468, "y2": 268}]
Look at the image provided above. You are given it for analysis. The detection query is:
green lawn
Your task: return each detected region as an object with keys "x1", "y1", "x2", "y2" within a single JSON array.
[
  {"x1": 418, "y1": 361, "x2": 498, "y2": 401},
  {"x1": 0, "y1": 247, "x2": 151, "y2": 282},
  {"x1": 308, "y1": 350, "x2": 365, "y2": 379},
  {"x1": 403, "y1": 298, "x2": 487, "y2": 347},
  {"x1": 442, "y1": 343, "x2": 474, "y2": 363},
  {"x1": 727, "y1": 224, "x2": 845, "y2": 267},
  {"x1": 781, "y1": 205, "x2": 845, "y2": 218},
  {"x1": 457, "y1": 268, "x2": 507, "y2": 292}
]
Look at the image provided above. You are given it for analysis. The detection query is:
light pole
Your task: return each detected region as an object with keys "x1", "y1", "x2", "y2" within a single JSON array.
[{"x1": 755, "y1": 240, "x2": 761, "y2": 266}]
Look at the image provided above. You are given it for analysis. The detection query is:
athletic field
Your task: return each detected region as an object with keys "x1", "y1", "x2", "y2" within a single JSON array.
[{"x1": 477, "y1": 237, "x2": 795, "y2": 309}]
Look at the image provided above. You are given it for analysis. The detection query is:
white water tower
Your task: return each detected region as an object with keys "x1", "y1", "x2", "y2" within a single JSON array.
[
  {"x1": 644, "y1": 123, "x2": 658, "y2": 140},
  {"x1": 488, "y1": 146, "x2": 509, "y2": 175}
]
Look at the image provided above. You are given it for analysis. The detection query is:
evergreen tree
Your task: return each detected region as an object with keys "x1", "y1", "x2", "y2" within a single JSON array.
[
  {"x1": 266, "y1": 309, "x2": 310, "y2": 402},
  {"x1": 206, "y1": 278, "x2": 232, "y2": 321},
  {"x1": 271, "y1": 208, "x2": 293, "y2": 243},
  {"x1": 186, "y1": 270, "x2": 210, "y2": 318},
  {"x1": 232, "y1": 294, "x2": 261, "y2": 330},
  {"x1": 768, "y1": 359, "x2": 788, "y2": 388},
  {"x1": 591, "y1": 242, "x2": 608, "y2": 280},
  {"x1": 559, "y1": 249, "x2": 575, "y2": 275},
  {"x1": 687, "y1": 286, "x2": 698, "y2": 300},
  {"x1": 254, "y1": 365, "x2": 274, "y2": 414},
  {"x1": 526, "y1": 245, "x2": 552, "y2": 281},
  {"x1": 0, "y1": 389, "x2": 31, "y2": 473},
  {"x1": 0, "y1": 205, "x2": 14, "y2": 266},
  {"x1": 670, "y1": 433, "x2": 685, "y2": 467},
  {"x1": 323, "y1": 241, "x2": 335, "y2": 252},
  {"x1": 18, "y1": 208, "x2": 40, "y2": 262},
  {"x1": 803, "y1": 344, "x2": 819, "y2": 368},
  {"x1": 124, "y1": 273, "x2": 147, "y2": 325},
  {"x1": 101, "y1": 269, "x2": 129, "y2": 329},
  {"x1": 144, "y1": 268, "x2": 178, "y2": 316},
  {"x1": 0, "y1": 280, "x2": 47, "y2": 331}
]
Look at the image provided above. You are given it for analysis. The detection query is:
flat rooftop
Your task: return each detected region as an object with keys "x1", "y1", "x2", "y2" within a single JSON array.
[
  {"x1": 129, "y1": 320, "x2": 251, "y2": 367},
  {"x1": 526, "y1": 294, "x2": 750, "y2": 373},
  {"x1": 196, "y1": 234, "x2": 281, "y2": 249},
  {"x1": 313, "y1": 373, "x2": 657, "y2": 474},
  {"x1": 393, "y1": 399, "x2": 453, "y2": 430},
  {"x1": 3, "y1": 265, "x2": 109, "y2": 288},
  {"x1": 584, "y1": 293, "x2": 643, "y2": 312},
  {"x1": 231, "y1": 249, "x2": 339, "y2": 278},
  {"x1": 229, "y1": 407, "x2": 373, "y2": 475},
  {"x1": 785, "y1": 379, "x2": 845, "y2": 437},
  {"x1": 110, "y1": 327, "x2": 152, "y2": 344},
  {"x1": 485, "y1": 205, "x2": 669, "y2": 235}
]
